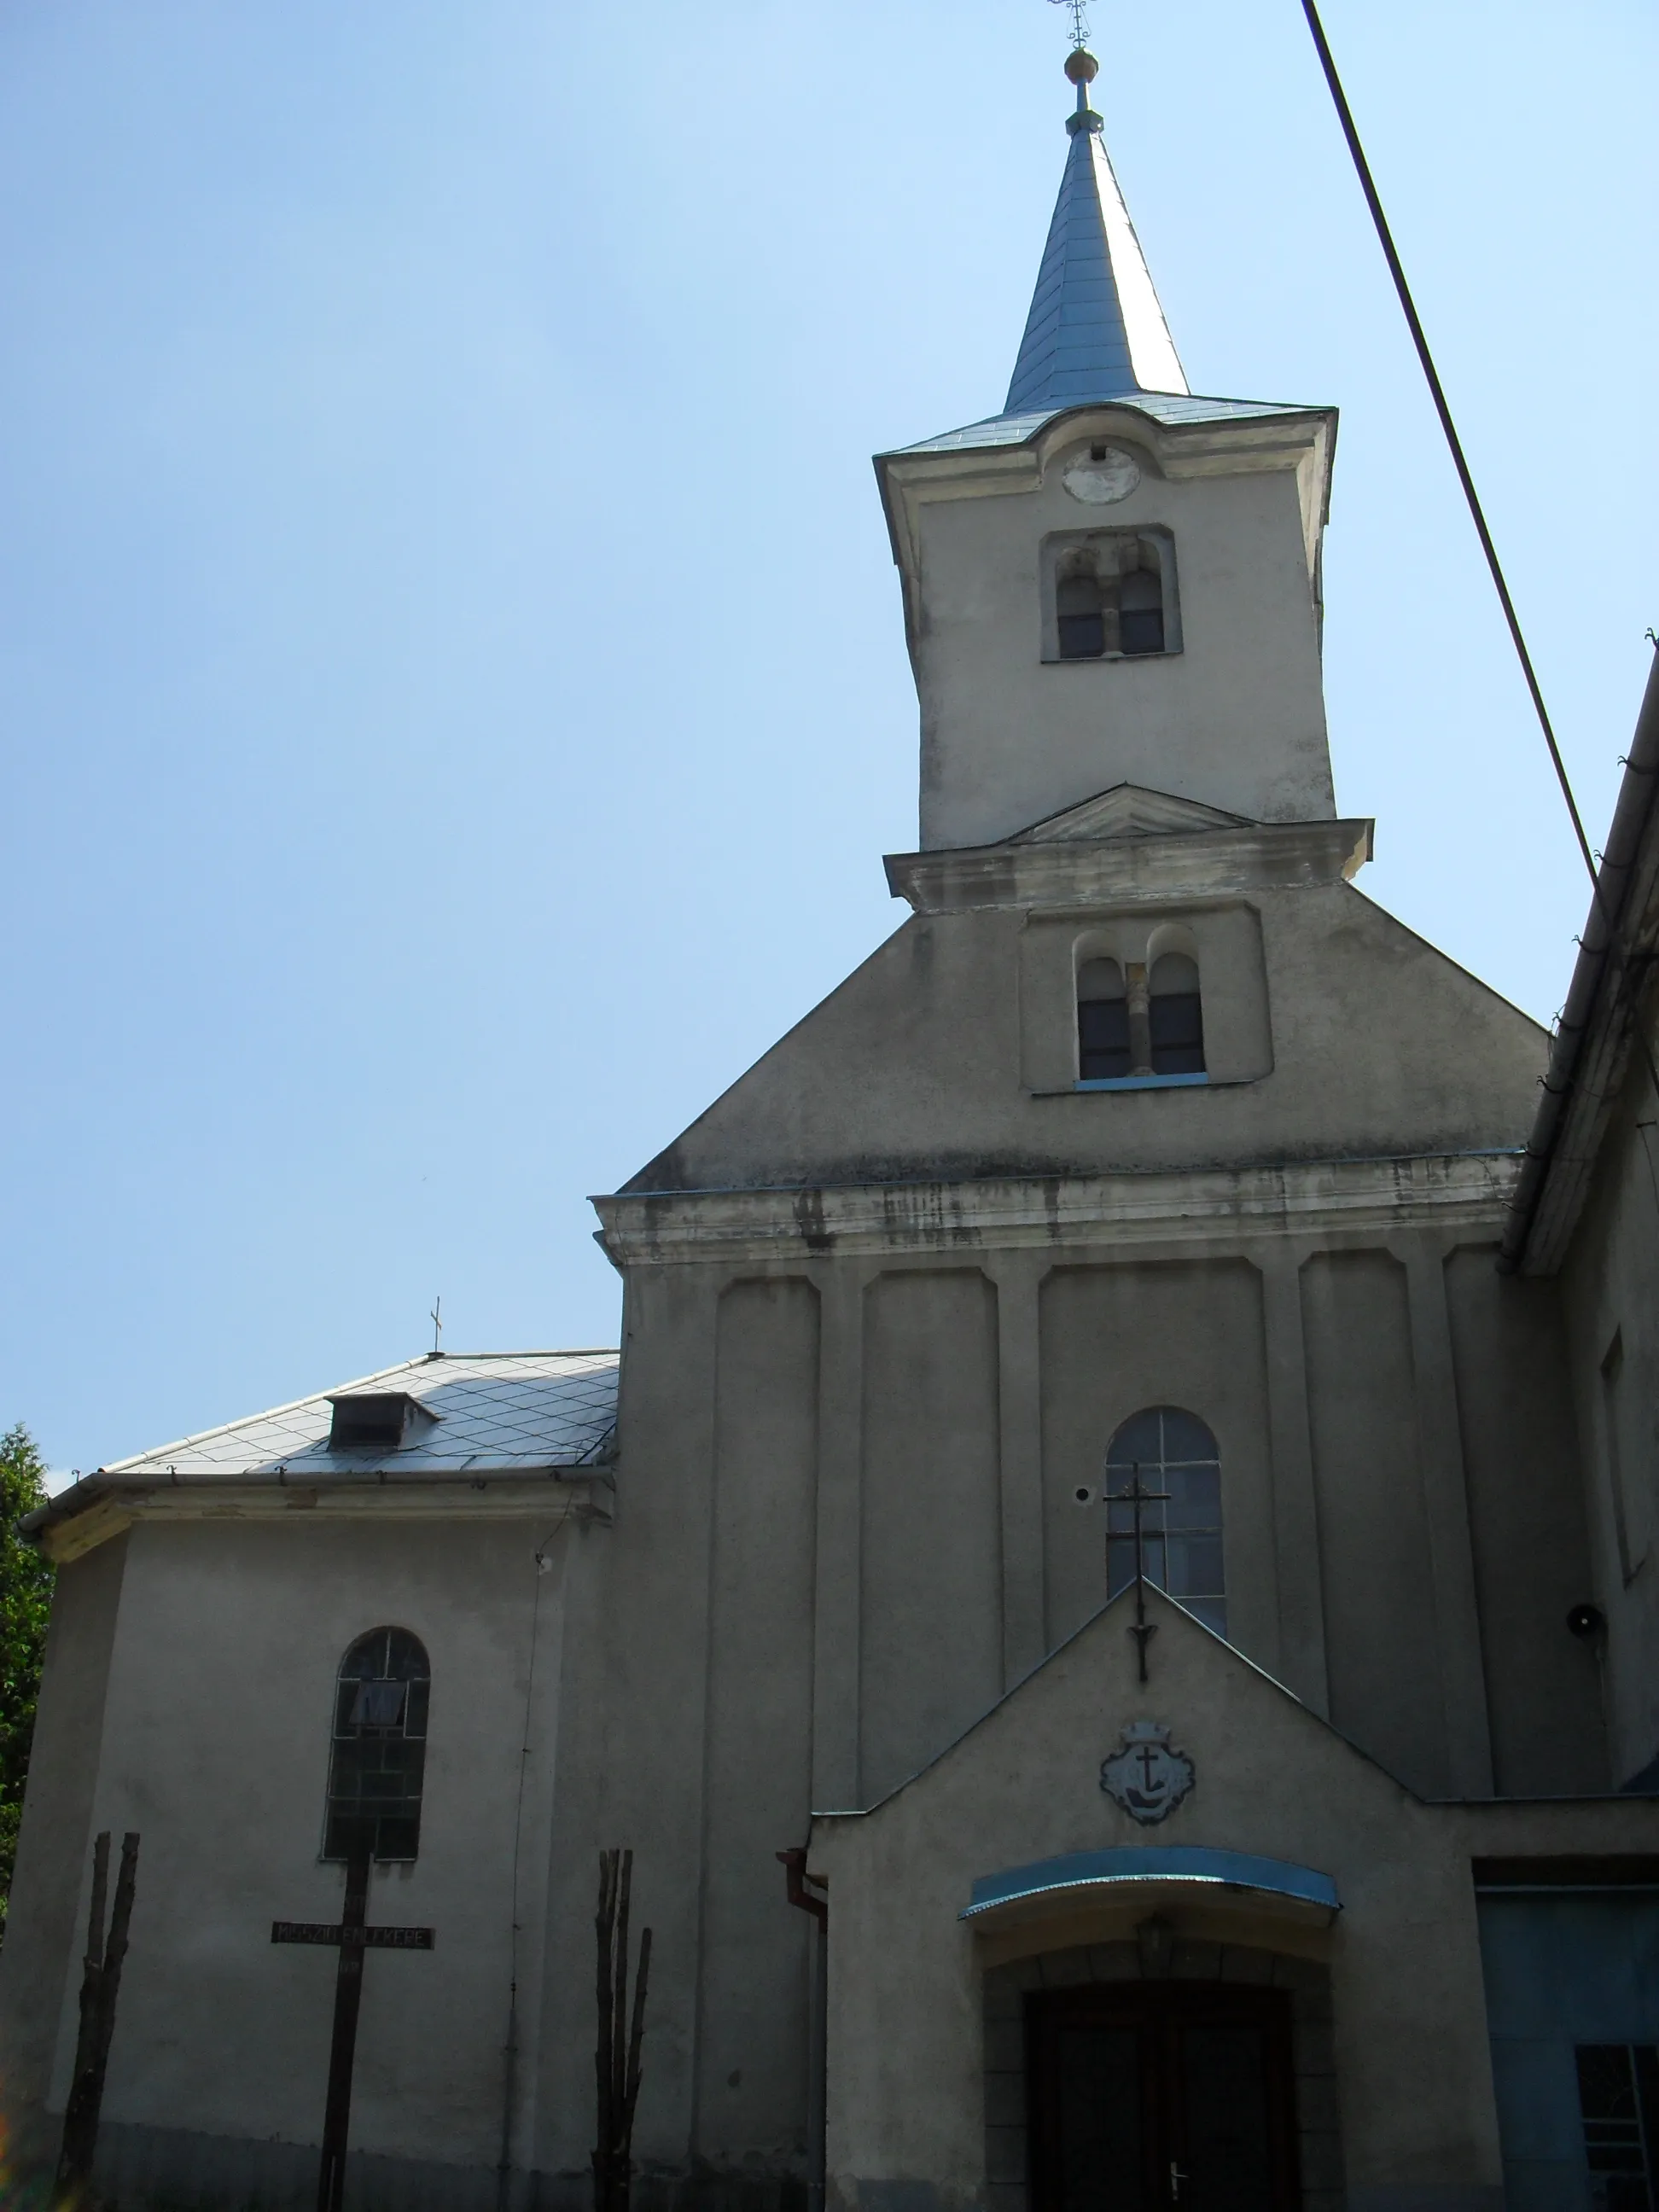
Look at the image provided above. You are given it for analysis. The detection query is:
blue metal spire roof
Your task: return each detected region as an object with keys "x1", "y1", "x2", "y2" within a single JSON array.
[
  {"x1": 1004, "y1": 53, "x2": 1188, "y2": 411},
  {"x1": 879, "y1": 49, "x2": 1328, "y2": 464}
]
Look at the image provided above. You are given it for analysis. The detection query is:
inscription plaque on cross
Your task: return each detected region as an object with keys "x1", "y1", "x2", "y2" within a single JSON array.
[
  {"x1": 1108, "y1": 1461, "x2": 1171, "y2": 1684},
  {"x1": 272, "y1": 1842, "x2": 435, "y2": 2212}
]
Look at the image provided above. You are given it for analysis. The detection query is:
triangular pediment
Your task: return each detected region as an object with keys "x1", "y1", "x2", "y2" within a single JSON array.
[{"x1": 1009, "y1": 783, "x2": 1252, "y2": 846}]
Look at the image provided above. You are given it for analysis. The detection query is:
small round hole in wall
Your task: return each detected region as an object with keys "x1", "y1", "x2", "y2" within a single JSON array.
[{"x1": 1074, "y1": 1486, "x2": 1093, "y2": 1505}]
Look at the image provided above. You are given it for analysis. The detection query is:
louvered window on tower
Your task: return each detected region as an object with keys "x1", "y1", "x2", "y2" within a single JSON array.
[
  {"x1": 1057, "y1": 571, "x2": 1107, "y2": 661},
  {"x1": 1119, "y1": 562, "x2": 1165, "y2": 655},
  {"x1": 1149, "y1": 953, "x2": 1205, "y2": 1075},
  {"x1": 1047, "y1": 531, "x2": 1175, "y2": 663},
  {"x1": 1077, "y1": 958, "x2": 1131, "y2": 1080}
]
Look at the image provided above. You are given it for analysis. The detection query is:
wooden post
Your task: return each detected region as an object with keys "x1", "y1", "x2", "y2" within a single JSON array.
[
  {"x1": 315, "y1": 1843, "x2": 371, "y2": 2212},
  {"x1": 592, "y1": 1850, "x2": 652, "y2": 2212},
  {"x1": 55, "y1": 1830, "x2": 140, "y2": 2208}
]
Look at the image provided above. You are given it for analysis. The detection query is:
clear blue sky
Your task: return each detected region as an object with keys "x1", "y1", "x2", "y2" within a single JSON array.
[{"x1": 3, "y1": 2, "x2": 1654, "y2": 1477}]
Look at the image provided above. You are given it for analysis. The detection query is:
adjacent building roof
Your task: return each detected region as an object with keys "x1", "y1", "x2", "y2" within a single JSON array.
[
  {"x1": 1504, "y1": 652, "x2": 1659, "y2": 1272},
  {"x1": 35, "y1": 1353, "x2": 620, "y2": 1527}
]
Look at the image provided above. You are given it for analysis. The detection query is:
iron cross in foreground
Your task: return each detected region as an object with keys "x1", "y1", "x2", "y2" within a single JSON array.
[
  {"x1": 272, "y1": 1846, "x2": 435, "y2": 2212},
  {"x1": 1109, "y1": 1463, "x2": 1171, "y2": 1684}
]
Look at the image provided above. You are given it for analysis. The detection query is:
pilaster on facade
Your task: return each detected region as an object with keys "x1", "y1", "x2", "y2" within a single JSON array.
[
  {"x1": 1401, "y1": 1247, "x2": 1495, "y2": 1797},
  {"x1": 1260, "y1": 1245, "x2": 1330, "y2": 1717},
  {"x1": 807, "y1": 1260, "x2": 874, "y2": 1812},
  {"x1": 981, "y1": 1254, "x2": 1047, "y2": 1691}
]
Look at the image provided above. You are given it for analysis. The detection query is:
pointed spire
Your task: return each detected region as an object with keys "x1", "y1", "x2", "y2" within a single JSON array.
[{"x1": 1005, "y1": 49, "x2": 1188, "y2": 413}]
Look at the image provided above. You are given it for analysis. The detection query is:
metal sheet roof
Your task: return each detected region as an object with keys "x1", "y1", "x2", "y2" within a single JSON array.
[
  {"x1": 959, "y1": 1846, "x2": 1342, "y2": 1923},
  {"x1": 1005, "y1": 89, "x2": 1187, "y2": 413},
  {"x1": 93, "y1": 1352, "x2": 620, "y2": 1483},
  {"x1": 888, "y1": 70, "x2": 1324, "y2": 462},
  {"x1": 894, "y1": 391, "x2": 1318, "y2": 458}
]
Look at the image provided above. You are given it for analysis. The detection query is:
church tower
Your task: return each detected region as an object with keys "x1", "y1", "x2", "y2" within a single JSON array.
[{"x1": 881, "y1": 49, "x2": 1336, "y2": 848}]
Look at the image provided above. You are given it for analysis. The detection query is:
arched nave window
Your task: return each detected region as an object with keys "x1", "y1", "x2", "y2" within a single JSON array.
[
  {"x1": 1051, "y1": 535, "x2": 1172, "y2": 661},
  {"x1": 1104, "y1": 1408, "x2": 1225, "y2": 1638},
  {"x1": 323, "y1": 1627, "x2": 430, "y2": 1862}
]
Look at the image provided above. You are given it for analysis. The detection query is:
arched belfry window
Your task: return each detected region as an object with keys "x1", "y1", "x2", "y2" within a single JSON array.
[
  {"x1": 1077, "y1": 957, "x2": 1131, "y2": 1080},
  {"x1": 1048, "y1": 532, "x2": 1175, "y2": 662},
  {"x1": 1118, "y1": 562, "x2": 1165, "y2": 655},
  {"x1": 324, "y1": 1627, "x2": 430, "y2": 1862},
  {"x1": 1077, "y1": 947, "x2": 1205, "y2": 1087},
  {"x1": 1149, "y1": 953, "x2": 1205, "y2": 1075},
  {"x1": 1057, "y1": 570, "x2": 1107, "y2": 661},
  {"x1": 1105, "y1": 1408, "x2": 1225, "y2": 1637}
]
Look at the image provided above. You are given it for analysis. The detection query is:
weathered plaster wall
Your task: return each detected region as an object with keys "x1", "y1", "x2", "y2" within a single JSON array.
[
  {"x1": 1442, "y1": 1247, "x2": 1604, "y2": 1794},
  {"x1": 1303, "y1": 1250, "x2": 1446, "y2": 1795},
  {"x1": 697, "y1": 1278, "x2": 819, "y2": 2167},
  {"x1": 907, "y1": 443, "x2": 1334, "y2": 847},
  {"x1": 1, "y1": 1515, "x2": 574, "y2": 2205},
  {"x1": 1038, "y1": 1260, "x2": 1276, "y2": 1666},
  {"x1": 0, "y1": 1225, "x2": 1609, "y2": 2209},
  {"x1": 861, "y1": 1270, "x2": 1003, "y2": 1803},
  {"x1": 1558, "y1": 1046, "x2": 1659, "y2": 1784},
  {"x1": 556, "y1": 1192, "x2": 1602, "y2": 2202},
  {"x1": 811, "y1": 1591, "x2": 1498, "y2": 2212},
  {"x1": 809, "y1": 1590, "x2": 1659, "y2": 2212},
  {"x1": 626, "y1": 884, "x2": 1546, "y2": 1197},
  {"x1": 0, "y1": 1533, "x2": 129, "y2": 2163}
]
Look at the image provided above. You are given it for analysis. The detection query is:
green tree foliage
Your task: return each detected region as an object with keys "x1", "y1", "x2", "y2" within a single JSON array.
[{"x1": 0, "y1": 1423, "x2": 54, "y2": 1945}]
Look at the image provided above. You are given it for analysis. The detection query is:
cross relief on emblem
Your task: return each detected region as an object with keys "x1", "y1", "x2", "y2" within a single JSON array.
[{"x1": 1100, "y1": 1720, "x2": 1196, "y2": 1825}]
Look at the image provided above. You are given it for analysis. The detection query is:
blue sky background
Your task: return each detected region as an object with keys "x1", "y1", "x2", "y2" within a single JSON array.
[{"x1": 3, "y1": 1, "x2": 1654, "y2": 1477}]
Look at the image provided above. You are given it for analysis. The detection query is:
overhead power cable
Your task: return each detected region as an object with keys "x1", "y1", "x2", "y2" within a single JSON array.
[
  {"x1": 1299, "y1": 2, "x2": 1659, "y2": 1243},
  {"x1": 1297, "y1": 0, "x2": 1603, "y2": 898}
]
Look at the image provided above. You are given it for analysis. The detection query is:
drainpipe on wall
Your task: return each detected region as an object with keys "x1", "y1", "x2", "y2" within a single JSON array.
[{"x1": 778, "y1": 1849, "x2": 829, "y2": 2212}]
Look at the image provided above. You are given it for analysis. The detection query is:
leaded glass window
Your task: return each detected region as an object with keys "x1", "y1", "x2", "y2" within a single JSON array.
[
  {"x1": 323, "y1": 1626, "x2": 430, "y2": 1862},
  {"x1": 1105, "y1": 1406, "x2": 1226, "y2": 1638}
]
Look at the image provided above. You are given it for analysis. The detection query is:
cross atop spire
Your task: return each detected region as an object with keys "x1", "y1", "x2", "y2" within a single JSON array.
[
  {"x1": 1004, "y1": 48, "x2": 1189, "y2": 413},
  {"x1": 1046, "y1": 0, "x2": 1091, "y2": 49}
]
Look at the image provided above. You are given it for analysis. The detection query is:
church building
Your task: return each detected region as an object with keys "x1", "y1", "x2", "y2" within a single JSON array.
[{"x1": 6, "y1": 42, "x2": 1659, "y2": 2212}]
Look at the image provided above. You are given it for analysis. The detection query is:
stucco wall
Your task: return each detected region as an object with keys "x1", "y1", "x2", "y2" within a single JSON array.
[
  {"x1": 1442, "y1": 1248, "x2": 1604, "y2": 1794},
  {"x1": 861, "y1": 1270, "x2": 1003, "y2": 1803},
  {"x1": 0, "y1": 1532, "x2": 129, "y2": 2163},
  {"x1": 810, "y1": 1589, "x2": 1654, "y2": 2212},
  {"x1": 1559, "y1": 1050, "x2": 1659, "y2": 1784},
  {"x1": 626, "y1": 883, "x2": 1546, "y2": 1198},
  {"x1": 0, "y1": 1513, "x2": 578, "y2": 2203},
  {"x1": 907, "y1": 441, "x2": 1335, "y2": 847},
  {"x1": 563, "y1": 1185, "x2": 1604, "y2": 2196},
  {"x1": 810, "y1": 1590, "x2": 1504, "y2": 2212}
]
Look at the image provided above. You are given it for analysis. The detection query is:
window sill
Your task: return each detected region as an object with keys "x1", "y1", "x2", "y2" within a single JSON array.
[
  {"x1": 1043, "y1": 648, "x2": 1181, "y2": 666},
  {"x1": 1074, "y1": 1074, "x2": 1209, "y2": 1092}
]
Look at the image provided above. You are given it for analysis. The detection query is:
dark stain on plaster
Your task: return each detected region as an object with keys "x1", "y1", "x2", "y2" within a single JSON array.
[{"x1": 615, "y1": 1137, "x2": 1522, "y2": 1199}]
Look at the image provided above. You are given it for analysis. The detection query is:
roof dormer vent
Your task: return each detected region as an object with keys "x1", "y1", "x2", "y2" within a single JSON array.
[{"x1": 326, "y1": 1392, "x2": 437, "y2": 1452}]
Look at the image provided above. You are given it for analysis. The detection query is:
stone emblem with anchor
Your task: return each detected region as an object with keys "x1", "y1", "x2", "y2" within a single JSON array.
[{"x1": 1100, "y1": 1720, "x2": 1195, "y2": 1824}]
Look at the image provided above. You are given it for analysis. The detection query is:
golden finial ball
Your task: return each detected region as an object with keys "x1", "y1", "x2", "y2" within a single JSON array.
[{"x1": 1064, "y1": 47, "x2": 1099, "y2": 84}]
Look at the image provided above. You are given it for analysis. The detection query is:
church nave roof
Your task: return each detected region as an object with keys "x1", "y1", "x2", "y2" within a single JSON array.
[{"x1": 63, "y1": 1348, "x2": 619, "y2": 1489}]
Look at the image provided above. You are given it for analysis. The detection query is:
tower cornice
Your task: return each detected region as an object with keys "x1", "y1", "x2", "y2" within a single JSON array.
[{"x1": 875, "y1": 400, "x2": 1336, "y2": 664}]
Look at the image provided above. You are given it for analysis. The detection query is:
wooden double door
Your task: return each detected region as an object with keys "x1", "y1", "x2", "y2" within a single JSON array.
[{"x1": 1027, "y1": 1984, "x2": 1301, "y2": 2212}]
